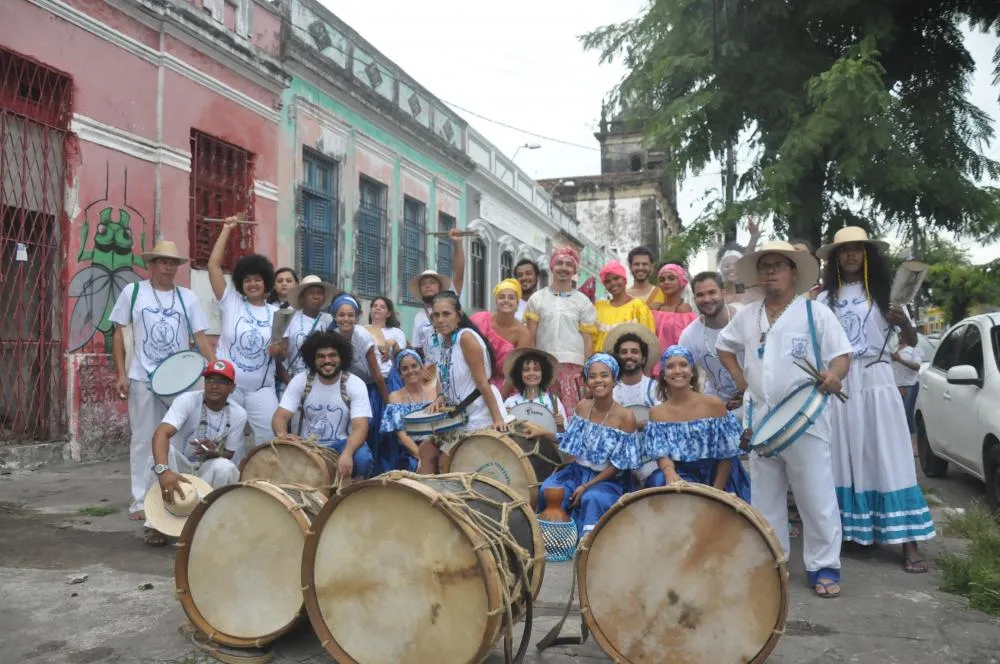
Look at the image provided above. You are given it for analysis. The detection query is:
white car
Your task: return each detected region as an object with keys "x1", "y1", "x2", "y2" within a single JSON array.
[{"x1": 915, "y1": 313, "x2": 1000, "y2": 509}]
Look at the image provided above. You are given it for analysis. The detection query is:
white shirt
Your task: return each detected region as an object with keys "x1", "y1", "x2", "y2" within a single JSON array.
[
  {"x1": 678, "y1": 309, "x2": 744, "y2": 400},
  {"x1": 279, "y1": 371, "x2": 372, "y2": 444},
  {"x1": 515, "y1": 299, "x2": 528, "y2": 322},
  {"x1": 371, "y1": 326, "x2": 408, "y2": 377},
  {"x1": 893, "y1": 345, "x2": 924, "y2": 387},
  {"x1": 716, "y1": 296, "x2": 853, "y2": 439},
  {"x1": 332, "y1": 325, "x2": 376, "y2": 383},
  {"x1": 612, "y1": 375, "x2": 660, "y2": 407},
  {"x1": 161, "y1": 391, "x2": 247, "y2": 461},
  {"x1": 215, "y1": 285, "x2": 277, "y2": 391},
  {"x1": 283, "y1": 310, "x2": 333, "y2": 376},
  {"x1": 524, "y1": 288, "x2": 598, "y2": 366},
  {"x1": 815, "y1": 284, "x2": 911, "y2": 360},
  {"x1": 109, "y1": 281, "x2": 209, "y2": 381},
  {"x1": 437, "y1": 328, "x2": 507, "y2": 430}
]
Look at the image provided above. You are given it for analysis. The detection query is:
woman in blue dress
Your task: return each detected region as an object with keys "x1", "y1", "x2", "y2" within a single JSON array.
[
  {"x1": 537, "y1": 353, "x2": 639, "y2": 538},
  {"x1": 637, "y1": 344, "x2": 750, "y2": 501},
  {"x1": 379, "y1": 350, "x2": 438, "y2": 472}
]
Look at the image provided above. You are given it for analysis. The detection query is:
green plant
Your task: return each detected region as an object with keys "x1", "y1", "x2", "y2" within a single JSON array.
[{"x1": 938, "y1": 503, "x2": 1000, "y2": 616}]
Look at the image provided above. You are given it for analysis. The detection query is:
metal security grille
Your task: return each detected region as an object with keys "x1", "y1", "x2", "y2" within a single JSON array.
[
  {"x1": 355, "y1": 177, "x2": 387, "y2": 298},
  {"x1": 500, "y1": 251, "x2": 513, "y2": 280},
  {"x1": 400, "y1": 196, "x2": 426, "y2": 304},
  {"x1": 299, "y1": 151, "x2": 339, "y2": 284},
  {"x1": 471, "y1": 238, "x2": 486, "y2": 310},
  {"x1": 189, "y1": 130, "x2": 255, "y2": 270},
  {"x1": 436, "y1": 212, "x2": 454, "y2": 276},
  {"x1": 0, "y1": 47, "x2": 72, "y2": 441}
]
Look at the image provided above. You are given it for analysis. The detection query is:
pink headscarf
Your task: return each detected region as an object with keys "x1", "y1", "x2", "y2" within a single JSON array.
[
  {"x1": 599, "y1": 260, "x2": 627, "y2": 283},
  {"x1": 549, "y1": 246, "x2": 580, "y2": 271},
  {"x1": 657, "y1": 263, "x2": 688, "y2": 289}
]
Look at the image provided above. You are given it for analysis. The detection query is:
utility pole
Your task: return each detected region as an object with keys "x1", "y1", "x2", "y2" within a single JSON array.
[{"x1": 723, "y1": 140, "x2": 737, "y2": 243}]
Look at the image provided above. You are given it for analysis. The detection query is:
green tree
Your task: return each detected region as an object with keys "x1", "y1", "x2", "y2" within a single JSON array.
[
  {"x1": 925, "y1": 260, "x2": 1000, "y2": 324},
  {"x1": 583, "y1": 0, "x2": 1000, "y2": 252}
]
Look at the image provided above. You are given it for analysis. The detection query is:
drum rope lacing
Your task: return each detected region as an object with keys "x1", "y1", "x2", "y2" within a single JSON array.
[{"x1": 255, "y1": 435, "x2": 344, "y2": 495}]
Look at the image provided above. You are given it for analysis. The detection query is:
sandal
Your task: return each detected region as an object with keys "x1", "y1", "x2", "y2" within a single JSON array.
[
  {"x1": 903, "y1": 556, "x2": 929, "y2": 574},
  {"x1": 789, "y1": 523, "x2": 801, "y2": 539},
  {"x1": 813, "y1": 578, "x2": 841, "y2": 598},
  {"x1": 143, "y1": 528, "x2": 168, "y2": 547}
]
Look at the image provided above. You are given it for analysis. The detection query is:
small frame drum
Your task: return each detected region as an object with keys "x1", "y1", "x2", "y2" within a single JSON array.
[
  {"x1": 440, "y1": 426, "x2": 562, "y2": 508},
  {"x1": 239, "y1": 438, "x2": 339, "y2": 495},
  {"x1": 578, "y1": 483, "x2": 788, "y2": 663},
  {"x1": 750, "y1": 382, "x2": 829, "y2": 457},
  {"x1": 625, "y1": 404, "x2": 651, "y2": 429},
  {"x1": 403, "y1": 406, "x2": 467, "y2": 437},
  {"x1": 175, "y1": 481, "x2": 326, "y2": 648},
  {"x1": 149, "y1": 350, "x2": 206, "y2": 405},
  {"x1": 508, "y1": 401, "x2": 558, "y2": 433},
  {"x1": 303, "y1": 472, "x2": 545, "y2": 664}
]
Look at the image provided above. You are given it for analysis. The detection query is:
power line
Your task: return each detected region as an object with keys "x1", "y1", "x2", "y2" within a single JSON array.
[{"x1": 441, "y1": 99, "x2": 603, "y2": 152}]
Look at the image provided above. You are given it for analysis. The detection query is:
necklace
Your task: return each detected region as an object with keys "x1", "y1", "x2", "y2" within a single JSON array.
[
  {"x1": 756, "y1": 299, "x2": 793, "y2": 359},
  {"x1": 402, "y1": 384, "x2": 424, "y2": 404},
  {"x1": 437, "y1": 330, "x2": 460, "y2": 403},
  {"x1": 197, "y1": 400, "x2": 231, "y2": 448},
  {"x1": 151, "y1": 285, "x2": 177, "y2": 313}
]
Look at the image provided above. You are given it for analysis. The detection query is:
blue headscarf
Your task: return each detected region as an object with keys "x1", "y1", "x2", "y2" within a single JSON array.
[
  {"x1": 332, "y1": 293, "x2": 360, "y2": 314},
  {"x1": 659, "y1": 344, "x2": 696, "y2": 373},
  {"x1": 394, "y1": 348, "x2": 422, "y2": 373},
  {"x1": 584, "y1": 352, "x2": 620, "y2": 381}
]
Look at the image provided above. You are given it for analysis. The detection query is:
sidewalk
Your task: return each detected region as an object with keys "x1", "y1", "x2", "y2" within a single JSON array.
[{"x1": 1, "y1": 459, "x2": 998, "y2": 664}]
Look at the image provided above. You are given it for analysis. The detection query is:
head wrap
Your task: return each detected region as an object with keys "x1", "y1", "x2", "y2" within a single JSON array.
[
  {"x1": 550, "y1": 246, "x2": 580, "y2": 271},
  {"x1": 659, "y1": 345, "x2": 696, "y2": 373},
  {"x1": 394, "y1": 348, "x2": 422, "y2": 372},
  {"x1": 599, "y1": 260, "x2": 627, "y2": 283},
  {"x1": 493, "y1": 278, "x2": 522, "y2": 300},
  {"x1": 657, "y1": 263, "x2": 688, "y2": 289},
  {"x1": 584, "y1": 353, "x2": 620, "y2": 381},
  {"x1": 720, "y1": 250, "x2": 743, "y2": 264},
  {"x1": 332, "y1": 293, "x2": 360, "y2": 314}
]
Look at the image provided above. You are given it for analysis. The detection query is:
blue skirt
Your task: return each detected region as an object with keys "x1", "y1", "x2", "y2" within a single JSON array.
[
  {"x1": 644, "y1": 456, "x2": 751, "y2": 503},
  {"x1": 367, "y1": 382, "x2": 388, "y2": 476},
  {"x1": 539, "y1": 463, "x2": 625, "y2": 537}
]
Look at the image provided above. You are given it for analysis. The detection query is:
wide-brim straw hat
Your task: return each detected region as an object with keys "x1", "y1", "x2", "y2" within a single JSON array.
[
  {"x1": 289, "y1": 275, "x2": 338, "y2": 310},
  {"x1": 144, "y1": 474, "x2": 213, "y2": 537},
  {"x1": 601, "y1": 322, "x2": 662, "y2": 374},
  {"x1": 141, "y1": 240, "x2": 189, "y2": 264},
  {"x1": 815, "y1": 226, "x2": 890, "y2": 260},
  {"x1": 736, "y1": 240, "x2": 820, "y2": 295},
  {"x1": 407, "y1": 269, "x2": 452, "y2": 301},
  {"x1": 502, "y1": 347, "x2": 560, "y2": 382}
]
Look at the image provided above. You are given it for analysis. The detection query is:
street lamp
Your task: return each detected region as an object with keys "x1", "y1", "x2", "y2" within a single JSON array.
[{"x1": 511, "y1": 143, "x2": 542, "y2": 160}]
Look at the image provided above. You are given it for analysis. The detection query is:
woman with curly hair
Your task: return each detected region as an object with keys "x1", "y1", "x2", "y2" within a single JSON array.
[{"x1": 208, "y1": 217, "x2": 283, "y2": 455}]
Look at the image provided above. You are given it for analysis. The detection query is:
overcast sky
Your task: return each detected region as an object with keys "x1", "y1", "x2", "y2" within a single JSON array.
[{"x1": 323, "y1": 0, "x2": 999, "y2": 264}]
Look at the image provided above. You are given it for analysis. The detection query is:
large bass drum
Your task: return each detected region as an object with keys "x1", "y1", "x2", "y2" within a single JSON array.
[{"x1": 239, "y1": 437, "x2": 339, "y2": 495}]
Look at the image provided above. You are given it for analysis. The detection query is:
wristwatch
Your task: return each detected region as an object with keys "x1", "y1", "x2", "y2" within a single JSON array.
[{"x1": 153, "y1": 464, "x2": 169, "y2": 476}]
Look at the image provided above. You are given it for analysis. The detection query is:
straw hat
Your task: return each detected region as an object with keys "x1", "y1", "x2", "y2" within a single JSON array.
[
  {"x1": 735, "y1": 240, "x2": 820, "y2": 295},
  {"x1": 503, "y1": 347, "x2": 560, "y2": 382},
  {"x1": 289, "y1": 275, "x2": 338, "y2": 310},
  {"x1": 815, "y1": 226, "x2": 890, "y2": 260},
  {"x1": 601, "y1": 322, "x2": 662, "y2": 374},
  {"x1": 144, "y1": 474, "x2": 213, "y2": 537},
  {"x1": 140, "y1": 240, "x2": 189, "y2": 264},
  {"x1": 407, "y1": 269, "x2": 452, "y2": 301}
]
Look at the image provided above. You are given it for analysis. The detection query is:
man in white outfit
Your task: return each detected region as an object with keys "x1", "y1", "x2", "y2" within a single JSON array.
[
  {"x1": 716, "y1": 241, "x2": 852, "y2": 599},
  {"x1": 110, "y1": 240, "x2": 214, "y2": 522},
  {"x1": 607, "y1": 323, "x2": 662, "y2": 414}
]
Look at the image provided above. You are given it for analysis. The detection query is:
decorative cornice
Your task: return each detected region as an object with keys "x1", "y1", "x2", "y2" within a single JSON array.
[
  {"x1": 70, "y1": 114, "x2": 191, "y2": 171},
  {"x1": 253, "y1": 179, "x2": 279, "y2": 202}
]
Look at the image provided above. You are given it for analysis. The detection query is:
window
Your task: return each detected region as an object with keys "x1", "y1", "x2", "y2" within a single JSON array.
[
  {"x1": 500, "y1": 251, "x2": 514, "y2": 280},
  {"x1": 932, "y1": 325, "x2": 965, "y2": 372},
  {"x1": 400, "y1": 196, "x2": 427, "y2": 304},
  {"x1": 299, "y1": 150, "x2": 339, "y2": 284},
  {"x1": 992, "y1": 325, "x2": 1000, "y2": 374},
  {"x1": 471, "y1": 239, "x2": 487, "y2": 310},
  {"x1": 437, "y1": 212, "x2": 455, "y2": 276},
  {"x1": 957, "y1": 324, "x2": 984, "y2": 378},
  {"x1": 355, "y1": 177, "x2": 387, "y2": 298},
  {"x1": 189, "y1": 130, "x2": 255, "y2": 270},
  {"x1": 630, "y1": 154, "x2": 643, "y2": 172}
]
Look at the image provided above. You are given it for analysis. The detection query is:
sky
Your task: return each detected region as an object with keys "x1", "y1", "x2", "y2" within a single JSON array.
[{"x1": 322, "y1": 0, "x2": 1000, "y2": 267}]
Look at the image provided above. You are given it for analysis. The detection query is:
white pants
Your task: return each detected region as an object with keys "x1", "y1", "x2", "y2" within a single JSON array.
[
  {"x1": 229, "y1": 385, "x2": 278, "y2": 463},
  {"x1": 143, "y1": 448, "x2": 239, "y2": 529},
  {"x1": 750, "y1": 431, "x2": 842, "y2": 573},
  {"x1": 128, "y1": 380, "x2": 168, "y2": 515}
]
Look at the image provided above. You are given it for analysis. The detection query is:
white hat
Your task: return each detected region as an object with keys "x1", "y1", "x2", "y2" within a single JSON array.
[
  {"x1": 289, "y1": 275, "x2": 338, "y2": 310},
  {"x1": 735, "y1": 240, "x2": 820, "y2": 295},
  {"x1": 815, "y1": 226, "x2": 890, "y2": 260},
  {"x1": 144, "y1": 474, "x2": 213, "y2": 537},
  {"x1": 407, "y1": 269, "x2": 452, "y2": 301},
  {"x1": 140, "y1": 240, "x2": 189, "y2": 264}
]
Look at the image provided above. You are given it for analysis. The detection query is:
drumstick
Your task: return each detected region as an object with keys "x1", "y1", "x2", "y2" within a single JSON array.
[
  {"x1": 427, "y1": 230, "x2": 479, "y2": 237},
  {"x1": 202, "y1": 217, "x2": 259, "y2": 225},
  {"x1": 794, "y1": 360, "x2": 848, "y2": 402}
]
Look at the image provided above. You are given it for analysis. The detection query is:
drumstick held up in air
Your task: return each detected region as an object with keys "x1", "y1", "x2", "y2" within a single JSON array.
[{"x1": 202, "y1": 217, "x2": 259, "y2": 225}]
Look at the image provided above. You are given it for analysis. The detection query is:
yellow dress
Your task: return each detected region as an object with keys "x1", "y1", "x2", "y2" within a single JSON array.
[{"x1": 593, "y1": 298, "x2": 656, "y2": 352}]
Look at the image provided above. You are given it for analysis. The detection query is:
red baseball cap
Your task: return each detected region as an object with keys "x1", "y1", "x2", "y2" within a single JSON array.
[{"x1": 203, "y1": 359, "x2": 236, "y2": 382}]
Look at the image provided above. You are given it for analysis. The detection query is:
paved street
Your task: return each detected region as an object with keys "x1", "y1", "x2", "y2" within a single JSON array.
[{"x1": 1, "y1": 459, "x2": 999, "y2": 664}]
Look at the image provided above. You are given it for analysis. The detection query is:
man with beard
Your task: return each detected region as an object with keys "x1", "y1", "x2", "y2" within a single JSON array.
[
  {"x1": 626, "y1": 246, "x2": 657, "y2": 301},
  {"x1": 606, "y1": 325, "x2": 663, "y2": 420},
  {"x1": 407, "y1": 229, "x2": 466, "y2": 376},
  {"x1": 272, "y1": 331, "x2": 373, "y2": 479},
  {"x1": 513, "y1": 258, "x2": 540, "y2": 321},
  {"x1": 678, "y1": 272, "x2": 746, "y2": 418}
]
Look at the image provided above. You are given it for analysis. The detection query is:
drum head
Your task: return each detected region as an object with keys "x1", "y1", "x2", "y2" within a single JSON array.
[
  {"x1": 443, "y1": 430, "x2": 536, "y2": 507},
  {"x1": 150, "y1": 350, "x2": 206, "y2": 396},
  {"x1": 240, "y1": 440, "x2": 336, "y2": 493},
  {"x1": 509, "y1": 402, "x2": 558, "y2": 433},
  {"x1": 580, "y1": 485, "x2": 787, "y2": 664},
  {"x1": 755, "y1": 383, "x2": 815, "y2": 441},
  {"x1": 177, "y1": 482, "x2": 322, "y2": 646}
]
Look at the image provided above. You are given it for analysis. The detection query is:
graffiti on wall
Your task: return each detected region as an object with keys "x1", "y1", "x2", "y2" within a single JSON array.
[{"x1": 67, "y1": 164, "x2": 146, "y2": 353}]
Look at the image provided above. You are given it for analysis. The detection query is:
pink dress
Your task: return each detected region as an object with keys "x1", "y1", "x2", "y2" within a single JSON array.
[
  {"x1": 651, "y1": 310, "x2": 697, "y2": 375},
  {"x1": 469, "y1": 312, "x2": 516, "y2": 389}
]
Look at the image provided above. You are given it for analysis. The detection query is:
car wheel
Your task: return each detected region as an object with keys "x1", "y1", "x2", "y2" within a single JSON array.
[
  {"x1": 917, "y1": 417, "x2": 948, "y2": 478},
  {"x1": 985, "y1": 444, "x2": 1000, "y2": 512}
]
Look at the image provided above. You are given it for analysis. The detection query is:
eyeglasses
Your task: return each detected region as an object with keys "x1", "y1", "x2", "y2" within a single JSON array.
[{"x1": 756, "y1": 261, "x2": 792, "y2": 274}]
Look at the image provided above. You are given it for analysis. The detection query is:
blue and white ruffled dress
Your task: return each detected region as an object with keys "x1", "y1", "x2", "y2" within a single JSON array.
[
  {"x1": 634, "y1": 413, "x2": 750, "y2": 502},
  {"x1": 538, "y1": 416, "x2": 639, "y2": 536},
  {"x1": 378, "y1": 401, "x2": 429, "y2": 473}
]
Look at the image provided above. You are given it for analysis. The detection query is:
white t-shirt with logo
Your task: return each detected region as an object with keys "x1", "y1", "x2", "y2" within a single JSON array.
[
  {"x1": 613, "y1": 375, "x2": 661, "y2": 407},
  {"x1": 279, "y1": 371, "x2": 372, "y2": 445},
  {"x1": 283, "y1": 310, "x2": 334, "y2": 376},
  {"x1": 216, "y1": 285, "x2": 277, "y2": 391},
  {"x1": 109, "y1": 281, "x2": 209, "y2": 381},
  {"x1": 161, "y1": 391, "x2": 247, "y2": 461},
  {"x1": 678, "y1": 313, "x2": 744, "y2": 400}
]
